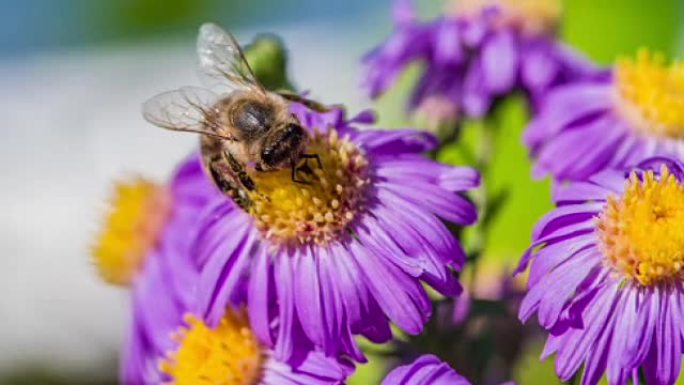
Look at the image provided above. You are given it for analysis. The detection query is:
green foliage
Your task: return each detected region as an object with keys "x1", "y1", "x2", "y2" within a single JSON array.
[{"x1": 562, "y1": 0, "x2": 680, "y2": 63}]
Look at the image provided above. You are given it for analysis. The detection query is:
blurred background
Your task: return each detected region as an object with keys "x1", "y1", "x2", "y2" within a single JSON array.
[{"x1": 0, "y1": 0, "x2": 682, "y2": 384}]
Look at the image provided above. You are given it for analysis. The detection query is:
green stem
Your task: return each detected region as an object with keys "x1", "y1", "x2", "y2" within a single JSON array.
[{"x1": 467, "y1": 115, "x2": 498, "y2": 290}]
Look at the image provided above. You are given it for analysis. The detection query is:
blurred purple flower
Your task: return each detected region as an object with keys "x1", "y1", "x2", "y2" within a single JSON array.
[
  {"x1": 193, "y1": 104, "x2": 480, "y2": 364},
  {"x1": 525, "y1": 50, "x2": 684, "y2": 181},
  {"x1": 362, "y1": 0, "x2": 594, "y2": 121},
  {"x1": 119, "y1": 153, "x2": 217, "y2": 384},
  {"x1": 121, "y1": 154, "x2": 352, "y2": 385},
  {"x1": 517, "y1": 156, "x2": 684, "y2": 385}
]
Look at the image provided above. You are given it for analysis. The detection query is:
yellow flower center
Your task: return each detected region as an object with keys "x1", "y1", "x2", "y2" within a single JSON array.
[
  {"x1": 91, "y1": 178, "x2": 171, "y2": 286},
  {"x1": 597, "y1": 166, "x2": 684, "y2": 287},
  {"x1": 614, "y1": 49, "x2": 684, "y2": 139},
  {"x1": 161, "y1": 312, "x2": 263, "y2": 385},
  {"x1": 247, "y1": 129, "x2": 370, "y2": 246},
  {"x1": 453, "y1": 0, "x2": 562, "y2": 35}
]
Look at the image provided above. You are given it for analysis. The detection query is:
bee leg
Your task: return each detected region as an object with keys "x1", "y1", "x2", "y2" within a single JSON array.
[
  {"x1": 209, "y1": 159, "x2": 252, "y2": 209},
  {"x1": 291, "y1": 162, "x2": 312, "y2": 185},
  {"x1": 224, "y1": 150, "x2": 255, "y2": 191},
  {"x1": 301, "y1": 153, "x2": 322, "y2": 169}
]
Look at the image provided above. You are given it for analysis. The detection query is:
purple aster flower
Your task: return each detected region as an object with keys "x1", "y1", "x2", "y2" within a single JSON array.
[
  {"x1": 526, "y1": 49, "x2": 684, "y2": 181},
  {"x1": 193, "y1": 104, "x2": 480, "y2": 363},
  {"x1": 120, "y1": 154, "x2": 353, "y2": 385},
  {"x1": 362, "y1": 0, "x2": 594, "y2": 122},
  {"x1": 517, "y1": 156, "x2": 684, "y2": 385},
  {"x1": 381, "y1": 354, "x2": 515, "y2": 385}
]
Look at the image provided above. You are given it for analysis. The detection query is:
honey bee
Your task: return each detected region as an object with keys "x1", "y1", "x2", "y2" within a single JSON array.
[{"x1": 142, "y1": 23, "x2": 324, "y2": 208}]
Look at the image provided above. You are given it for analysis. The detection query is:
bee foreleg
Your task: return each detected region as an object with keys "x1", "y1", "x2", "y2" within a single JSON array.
[
  {"x1": 291, "y1": 162, "x2": 312, "y2": 185},
  {"x1": 301, "y1": 153, "x2": 322, "y2": 169},
  {"x1": 224, "y1": 150, "x2": 256, "y2": 191}
]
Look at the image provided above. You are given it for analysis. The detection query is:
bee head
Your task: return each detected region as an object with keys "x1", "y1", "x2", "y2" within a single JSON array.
[{"x1": 260, "y1": 123, "x2": 308, "y2": 170}]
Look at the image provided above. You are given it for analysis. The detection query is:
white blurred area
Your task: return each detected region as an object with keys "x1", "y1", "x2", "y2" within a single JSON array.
[{"x1": 0, "y1": 22, "x2": 373, "y2": 376}]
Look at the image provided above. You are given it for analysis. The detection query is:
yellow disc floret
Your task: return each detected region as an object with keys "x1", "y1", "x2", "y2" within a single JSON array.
[
  {"x1": 614, "y1": 49, "x2": 684, "y2": 139},
  {"x1": 597, "y1": 166, "x2": 684, "y2": 286},
  {"x1": 453, "y1": 0, "x2": 563, "y2": 35},
  {"x1": 247, "y1": 129, "x2": 370, "y2": 246},
  {"x1": 91, "y1": 178, "x2": 171, "y2": 286},
  {"x1": 161, "y1": 312, "x2": 263, "y2": 385}
]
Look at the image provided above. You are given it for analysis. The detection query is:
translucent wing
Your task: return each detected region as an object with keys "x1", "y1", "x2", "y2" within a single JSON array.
[
  {"x1": 142, "y1": 86, "x2": 232, "y2": 140},
  {"x1": 197, "y1": 23, "x2": 265, "y2": 94}
]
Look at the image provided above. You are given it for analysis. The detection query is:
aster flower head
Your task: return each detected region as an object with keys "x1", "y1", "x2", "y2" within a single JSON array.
[
  {"x1": 91, "y1": 151, "x2": 221, "y2": 288},
  {"x1": 121, "y1": 154, "x2": 353, "y2": 385},
  {"x1": 363, "y1": 0, "x2": 593, "y2": 122},
  {"x1": 92, "y1": 177, "x2": 172, "y2": 285},
  {"x1": 526, "y1": 49, "x2": 684, "y2": 181},
  {"x1": 517, "y1": 156, "x2": 684, "y2": 384},
  {"x1": 194, "y1": 103, "x2": 480, "y2": 363}
]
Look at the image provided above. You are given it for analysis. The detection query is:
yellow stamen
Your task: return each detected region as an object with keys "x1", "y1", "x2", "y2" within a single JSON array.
[
  {"x1": 91, "y1": 178, "x2": 171, "y2": 286},
  {"x1": 160, "y1": 312, "x2": 263, "y2": 385},
  {"x1": 453, "y1": 0, "x2": 562, "y2": 35},
  {"x1": 597, "y1": 166, "x2": 684, "y2": 286},
  {"x1": 247, "y1": 130, "x2": 370, "y2": 246},
  {"x1": 614, "y1": 49, "x2": 684, "y2": 139}
]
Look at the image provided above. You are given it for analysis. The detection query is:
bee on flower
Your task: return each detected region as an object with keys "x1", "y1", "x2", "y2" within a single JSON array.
[
  {"x1": 139, "y1": 23, "x2": 481, "y2": 366},
  {"x1": 191, "y1": 102, "x2": 480, "y2": 363}
]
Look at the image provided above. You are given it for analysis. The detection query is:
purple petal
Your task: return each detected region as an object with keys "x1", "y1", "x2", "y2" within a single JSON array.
[
  {"x1": 481, "y1": 29, "x2": 518, "y2": 94},
  {"x1": 378, "y1": 181, "x2": 477, "y2": 225},
  {"x1": 349, "y1": 240, "x2": 430, "y2": 335},
  {"x1": 294, "y1": 248, "x2": 326, "y2": 348},
  {"x1": 248, "y1": 245, "x2": 276, "y2": 347},
  {"x1": 381, "y1": 354, "x2": 471, "y2": 385},
  {"x1": 273, "y1": 254, "x2": 298, "y2": 361},
  {"x1": 433, "y1": 19, "x2": 463, "y2": 65},
  {"x1": 357, "y1": 129, "x2": 438, "y2": 154},
  {"x1": 523, "y1": 83, "x2": 612, "y2": 150}
]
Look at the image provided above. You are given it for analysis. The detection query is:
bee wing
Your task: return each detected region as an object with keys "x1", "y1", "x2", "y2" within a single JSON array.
[
  {"x1": 142, "y1": 86, "x2": 232, "y2": 140},
  {"x1": 197, "y1": 23, "x2": 266, "y2": 94}
]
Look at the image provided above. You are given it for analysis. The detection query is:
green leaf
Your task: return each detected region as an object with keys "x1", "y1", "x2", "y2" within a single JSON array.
[{"x1": 562, "y1": 0, "x2": 680, "y2": 63}]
